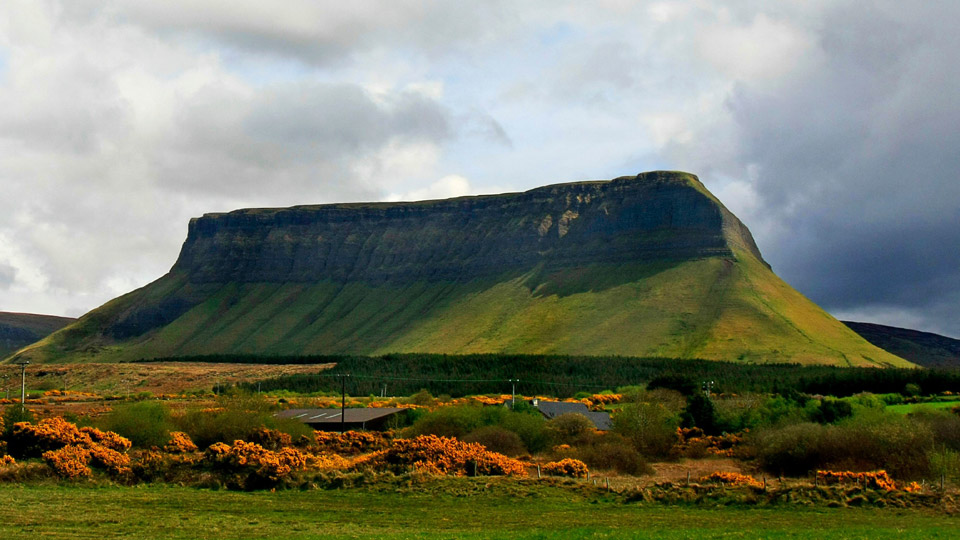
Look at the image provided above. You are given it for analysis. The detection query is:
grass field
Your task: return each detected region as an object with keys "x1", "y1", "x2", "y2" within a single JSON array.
[
  {"x1": 0, "y1": 481, "x2": 956, "y2": 539},
  {"x1": 886, "y1": 398, "x2": 960, "y2": 414}
]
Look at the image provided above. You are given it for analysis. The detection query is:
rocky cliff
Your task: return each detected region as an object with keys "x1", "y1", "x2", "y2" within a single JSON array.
[{"x1": 11, "y1": 171, "x2": 909, "y2": 367}]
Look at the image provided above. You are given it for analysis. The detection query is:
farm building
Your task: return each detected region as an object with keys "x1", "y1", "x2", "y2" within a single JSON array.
[
  {"x1": 530, "y1": 399, "x2": 612, "y2": 430},
  {"x1": 276, "y1": 407, "x2": 405, "y2": 431}
]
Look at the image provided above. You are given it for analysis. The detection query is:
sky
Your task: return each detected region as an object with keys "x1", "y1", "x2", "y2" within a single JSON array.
[{"x1": 1, "y1": 1, "x2": 958, "y2": 338}]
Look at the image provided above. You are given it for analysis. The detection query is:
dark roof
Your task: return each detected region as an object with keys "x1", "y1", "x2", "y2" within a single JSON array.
[
  {"x1": 276, "y1": 408, "x2": 404, "y2": 424},
  {"x1": 532, "y1": 400, "x2": 590, "y2": 419},
  {"x1": 585, "y1": 411, "x2": 613, "y2": 430},
  {"x1": 530, "y1": 400, "x2": 611, "y2": 430}
]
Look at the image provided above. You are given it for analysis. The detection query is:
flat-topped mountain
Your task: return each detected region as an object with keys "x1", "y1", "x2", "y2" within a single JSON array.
[
  {"x1": 0, "y1": 312, "x2": 75, "y2": 359},
  {"x1": 12, "y1": 171, "x2": 909, "y2": 366}
]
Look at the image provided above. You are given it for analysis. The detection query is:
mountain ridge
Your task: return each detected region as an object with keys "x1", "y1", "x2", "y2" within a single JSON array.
[{"x1": 10, "y1": 171, "x2": 908, "y2": 367}]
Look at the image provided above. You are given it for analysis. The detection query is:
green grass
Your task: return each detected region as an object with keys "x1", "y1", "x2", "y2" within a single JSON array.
[
  {"x1": 0, "y1": 482, "x2": 956, "y2": 539},
  {"x1": 886, "y1": 399, "x2": 960, "y2": 414}
]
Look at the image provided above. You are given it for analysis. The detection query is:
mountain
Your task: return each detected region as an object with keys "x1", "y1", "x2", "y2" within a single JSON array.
[
  {"x1": 12, "y1": 171, "x2": 909, "y2": 367},
  {"x1": 0, "y1": 312, "x2": 75, "y2": 359},
  {"x1": 843, "y1": 321, "x2": 960, "y2": 369}
]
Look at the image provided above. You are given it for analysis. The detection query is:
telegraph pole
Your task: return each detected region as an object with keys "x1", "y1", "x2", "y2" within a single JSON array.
[
  {"x1": 339, "y1": 374, "x2": 350, "y2": 433},
  {"x1": 508, "y1": 378, "x2": 519, "y2": 409},
  {"x1": 15, "y1": 360, "x2": 30, "y2": 405}
]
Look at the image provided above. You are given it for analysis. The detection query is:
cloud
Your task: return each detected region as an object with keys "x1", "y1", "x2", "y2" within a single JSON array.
[
  {"x1": 0, "y1": 263, "x2": 14, "y2": 290},
  {"x1": 0, "y1": 0, "x2": 957, "y2": 340},
  {"x1": 719, "y1": 2, "x2": 960, "y2": 336},
  {"x1": 385, "y1": 174, "x2": 473, "y2": 202}
]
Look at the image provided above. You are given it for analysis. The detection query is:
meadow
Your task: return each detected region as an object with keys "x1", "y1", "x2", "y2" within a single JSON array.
[{"x1": 0, "y1": 481, "x2": 957, "y2": 539}]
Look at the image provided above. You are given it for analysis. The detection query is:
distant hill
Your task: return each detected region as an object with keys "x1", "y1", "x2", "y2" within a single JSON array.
[
  {"x1": 843, "y1": 321, "x2": 960, "y2": 368},
  {"x1": 12, "y1": 171, "x2": 909, "y2": 367},
  {"x1": 0, "y1": 312, "x2": 75, "y2": 359}
]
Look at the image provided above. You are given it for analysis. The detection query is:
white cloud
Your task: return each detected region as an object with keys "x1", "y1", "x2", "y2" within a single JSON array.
[
  {"x1": 385, "y1": 174, "x2": 473, "y2": 202},
  {"x1": 0, "y1": 0, "x2": 956, "y2": 338}
]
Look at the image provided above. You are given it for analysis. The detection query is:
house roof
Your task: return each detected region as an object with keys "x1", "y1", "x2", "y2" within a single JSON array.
[
  {"x1": 276, "y1": 407, "x2": 404, "y2": 424},
  {"x1": 530, "y1": 400, "x2": 611, "y2": 430},
  {"x1": 532, "y1": 400, "x2": 590, "y2": 419}
]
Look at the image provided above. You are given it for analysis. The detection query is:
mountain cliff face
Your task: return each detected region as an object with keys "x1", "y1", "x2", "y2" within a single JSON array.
[{"x1": 13, "y1": 171, "x2": 909, "y2": 367}]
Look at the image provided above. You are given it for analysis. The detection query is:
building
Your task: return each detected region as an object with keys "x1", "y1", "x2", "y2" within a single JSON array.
[
  {"x1": 530, "y1": 399, "x2": 612, "y2": 430},
  {"x1": 276, "y1": 407, "x2": 405, "y2": 431}
]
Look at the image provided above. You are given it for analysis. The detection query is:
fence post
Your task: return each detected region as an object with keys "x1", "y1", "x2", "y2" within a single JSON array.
[{"x1": 537, "y1": 464, "x2": 541, "y2": 479}]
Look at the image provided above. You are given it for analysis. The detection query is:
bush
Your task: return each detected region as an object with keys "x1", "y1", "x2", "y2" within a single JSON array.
[
  {"x1": 463, "y1": 426, "x2": 527, "y2": 457},
  {"x1": 99, "y1": 401, "x2": 174, "y2": 448},
  {"x1": 542, "y1": 458, "x2": 588, "y2": 478},
  {"x1": 175, "y1": 396, "x2": 312, "y2": 448},
  {"x1": 612, "y1": 402, "x2": 678, "y2": 458},
  {"x1": 407, "y1": 406, "x2": 484, "y2": 439},
  {"x1": 812, "y1": 398, "x2": 854, "y2": 424},
  {"x1": 364, "y1": 435, "x2": 525, "y2": 476},
  {"x1": 912, "y1": 409, "x2": 960, "y2": 451},
  {"x1": 751, "y1": 413, "x2": 935, "y2": 479},
  {"x1": 682, "y1": 394, "x2": 719, "y2": 435},
  {"x1": 574, "y1": 435, "x2": 652, "y2": 475},
  {"x1": 2, "y1": 406, "x2": 34, "y2": 438},
  {"x1": 545, "y1": 413, "x2": 595, "y2": 446},
  {"x1": 407, "y1": 404, "x2": 549, "y2": 453}
]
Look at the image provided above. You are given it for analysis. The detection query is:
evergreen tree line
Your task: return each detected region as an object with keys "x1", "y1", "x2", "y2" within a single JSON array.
[{"x1": 140, "y1": 354, "x2": 960, "y2": 397}]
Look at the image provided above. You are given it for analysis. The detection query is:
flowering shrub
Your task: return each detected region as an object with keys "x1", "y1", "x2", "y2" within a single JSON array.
[
  {"x1": 816, "y1": 470, "x2": 899, "y2": 490},
  {"x1": 314, "y1": 431, "x2": 389, "y2": 454},
  {"x1": 42, "y1": 446, "x2": 92, "y2": 479},
  {"x1": 202, "y1": 440, "x2": 309, "y2": 488},
  {"x1": 0, "y1": 455, "x2": 14, "y2": 466},
  {"x1": 365, "y1": 435, "x2": 525, "y2": 476},
  {"x1": 677, "y1": 427, "x2": 744, "y2": 458},
  {"x1": 132, "y1": 450, "x2": 166, "y2": 480},
  {"x1": 542, "y1": 458, "x2": 589, "y2": 478},
  {"x1": 310, "y1": 453, "x2": 352, "y2": 471},
  {"x1": 80, "y1": 427, "x2": 132, "y2": 452},
  {"x1": 88, "y1": 444, "x2": 132, "y2": 476},
  {"x1": 164, "y1": 432, "x2": 198, "y2": 453},
  {"x1": 700, "y1": 471, "x2": 763, "y2": 489},
  {"x1": 11, "y1": 417, "x2": 91, "y2": 456},
  {"x1": 247, "y1": 428, "x2": 292, "y2": 451}
]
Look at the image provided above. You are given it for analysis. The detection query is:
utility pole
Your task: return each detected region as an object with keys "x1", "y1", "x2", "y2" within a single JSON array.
[
  {"x1": 339, "y1": 374, "x2": 350, "y2": 434},
  {"x1": 15, "y1": 360, "x2": 30, "y2": 405},
  {"x1": 508, "y1": 378, "x2": 519, "y2": 409}
]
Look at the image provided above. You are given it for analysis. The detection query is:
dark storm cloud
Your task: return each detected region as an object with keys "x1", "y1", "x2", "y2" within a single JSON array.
[{"x1": 727, "y1": 2, "x2": 960, "y2": 336}]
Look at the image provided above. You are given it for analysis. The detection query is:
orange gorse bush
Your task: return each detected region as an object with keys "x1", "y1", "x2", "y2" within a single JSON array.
[
  {"x1": 42, "y1": 445, "x2": 92, "y2": 479},
  {"x1": 815, "y1": 470, "x2": 912, "y2": 491},
  {"x1": 676, "y1": 427, "x2": 744, "y2": 457},
  {"x1": 365, "y1": 435, "x2": 525, "y2": 476},
  {"x1": 310, "y1": 453, "x2": 352, "y2": 471},
  {"x1": 203, "y1": 440, "x2": 309, "y2": 483},
  {"x1": 12, "y1": 417, "x2": 91, "y2": 454},
  {"x1": 314, "y1": 430, "x2": 389, "y2": 454},
  {"x1": 247, "y1": 428, "x2": 292, "y2": 450},
  {"x1": 80, "y1": 427, "x2": 132, "y2": 452},
  {"x1": 542, "y1": 458, "x2": 589, "y2": 478},
  {"x1": 0, "y1": 455, "x2": 15, "y2": 466},
  {"x1": 164, "y1": 432, "x2": 198, "y2": 453},
  {"x1": 87, "y1": 444, "x2": 132, "y2": 475},
  {"x1": 700, "y1": 471, "x2": 764, "y2": 489}
]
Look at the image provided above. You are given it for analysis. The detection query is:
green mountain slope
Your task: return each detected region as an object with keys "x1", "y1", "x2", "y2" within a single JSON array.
[
  {"x1": 843, "y1": 321, "x2": 960, "y2": 368},
  {"x1": 0, "y1": 312, "x2": 75, "y2": 359},
  {"x1": 12, "y1": 172, "x2": 910, "y2": 367}
]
